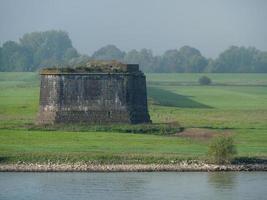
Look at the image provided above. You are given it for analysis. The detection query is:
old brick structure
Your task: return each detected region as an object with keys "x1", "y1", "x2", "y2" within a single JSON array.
[{"x1": 37, "y1": 61, "x2": 151, "y2": 124}]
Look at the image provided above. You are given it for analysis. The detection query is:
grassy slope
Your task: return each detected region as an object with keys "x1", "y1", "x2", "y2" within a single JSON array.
[{"x1": 0, "y1": 72, "x2": 266, "y2": 163}]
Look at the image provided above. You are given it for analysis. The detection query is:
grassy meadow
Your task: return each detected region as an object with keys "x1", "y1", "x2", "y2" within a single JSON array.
[{"x1": 0, "y1": 72, "x2": 266, "y2": 164}]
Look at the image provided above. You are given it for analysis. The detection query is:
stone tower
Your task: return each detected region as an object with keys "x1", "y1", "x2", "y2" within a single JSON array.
[{"x1": 37, "y1": 61, "x2": 151, "y2": 124}]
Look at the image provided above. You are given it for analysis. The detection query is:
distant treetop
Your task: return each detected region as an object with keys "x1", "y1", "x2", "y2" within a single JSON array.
[{"x1": 1, "y1": 30, "x2": 267, "y2": 73}]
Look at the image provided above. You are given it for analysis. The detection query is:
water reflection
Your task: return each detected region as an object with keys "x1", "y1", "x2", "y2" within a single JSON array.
[
  {"x1": 208, "y1": 172, "x2": 237, "y2": 189},
  {"x1": 0, "y1": 172, "x2": 266, "y2": 200},
  {"x1": 36, "y1": 173, "x2": 149, "y2": 200}
]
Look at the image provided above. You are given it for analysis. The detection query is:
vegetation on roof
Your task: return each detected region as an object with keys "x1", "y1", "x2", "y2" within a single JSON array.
[{"x1": 40, "y1": 60, "x2": 134, "y2": 74}]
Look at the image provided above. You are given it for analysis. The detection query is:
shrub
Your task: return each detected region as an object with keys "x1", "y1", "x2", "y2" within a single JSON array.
[
  {"x1": 207, "y1": 136, "x2": 237, "y2": 164},
  {"x1": 29, "y1": 122, "x2": 182, "y2": 136},
  {"x1": 198, "y1": 76, "x2": 211, "y2": 85}
]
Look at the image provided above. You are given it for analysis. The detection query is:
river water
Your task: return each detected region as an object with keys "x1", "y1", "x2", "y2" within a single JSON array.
[{"x1": 0, "y1": 172, "x2": 266, "y2": 200}]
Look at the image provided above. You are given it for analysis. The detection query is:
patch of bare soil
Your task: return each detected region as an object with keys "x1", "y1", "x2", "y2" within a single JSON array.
[{"x1": 175, "y1": 128, "x2": 232, "y2": 140}]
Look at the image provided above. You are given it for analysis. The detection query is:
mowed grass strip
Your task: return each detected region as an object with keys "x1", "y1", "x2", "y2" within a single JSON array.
[
  {"x1": 0, "y1": 130, "x2": 204, "y2": 154},
  {"x1": 0, "y1": 129, "x2": 206, "y2": 164}
]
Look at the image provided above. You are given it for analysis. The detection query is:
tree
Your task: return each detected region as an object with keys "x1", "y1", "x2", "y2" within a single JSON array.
[
  {"x1": 1, "y1": 41, "x2": 31, "y2": 71},
  {"x1": 179, "y1": 45, "x2": 201, "y2": 57},
  {"x1": 123, "y1": 49, "x2": 139, "y2": 64},
  {"x1": 92, "y1": 44, "x2": 125, "y2": 61},
  {"x1": 123, "y1": 46, "x2": 209, "y2": 73},
  {"x1": 137, "y1": 49, "x2": 155, "y2": 72},
  {"x1": 179, "y1": 46, "x2": 208, "y2": 72},
  {"x1": 1, "y1": 31, "x2": 267, "y2": 73},
  {"x1": 254, "y1": 51, "x2": 267, "y2": 73},
  {"x1": 64, "y1": 48, "x2": 79, "y2": 62},
  {"x1": 19, "y1": 30, "x2": 78, "y2": 69},
  {"x1": 157, "y1": 46, "x2": 208, "y2": 73},
  {"x1": 211, "y1": 46, "x2": 260, "y2": 73},
  {"x1": 208, "y1": 136, "x2": 237, "y2": 164},
  {"x1": 0, "y1": 47, "x2": 2, "y2": 71},
  {"x1": 0, "y1": 30, "x2": 79, "y2": 71},
  {"x1": 161, "y1": 49, "x2": 183, "y2": 72},
  {"x1": 124, "y1": 48, "x2": 155, "y2": 72},
  {"x1": 186, "y1": 55, "x2": 208, "y2": 72}
]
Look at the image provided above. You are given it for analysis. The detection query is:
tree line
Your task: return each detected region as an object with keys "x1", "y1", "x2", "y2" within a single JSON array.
[{"x1": 0, "y1": 30, "x2": 267, "y2": 73}]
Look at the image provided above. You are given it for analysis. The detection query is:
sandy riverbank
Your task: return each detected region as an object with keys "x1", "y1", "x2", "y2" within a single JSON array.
[{"x1": 0, "y1": 163, "x2": 266, "y2": 172}]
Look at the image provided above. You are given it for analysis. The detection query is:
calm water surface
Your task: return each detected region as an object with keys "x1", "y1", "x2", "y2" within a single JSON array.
[{"x1": 0, "y1": 172, "x2": 266, "y2": 200}]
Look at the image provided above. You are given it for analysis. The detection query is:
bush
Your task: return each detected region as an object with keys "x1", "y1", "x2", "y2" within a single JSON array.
[
  {"x1": 207, "y1": 136, "x2": 237, "y2": 164},
  {"x1": 198, "y1": 76, "x2": 211, "y2": 85},
  {"x1": 29, "y1": 122, "x2": 182, "y2": 136}
]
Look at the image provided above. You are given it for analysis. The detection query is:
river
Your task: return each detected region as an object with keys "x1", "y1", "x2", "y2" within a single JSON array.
[{"x1": 0, "y1": 172, "x2": 266, "y2": 200}]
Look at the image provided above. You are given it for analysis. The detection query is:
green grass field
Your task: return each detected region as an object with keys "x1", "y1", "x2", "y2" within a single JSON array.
[{"x1": 0, "y1": 72, "x2": 266, "y2": 164}]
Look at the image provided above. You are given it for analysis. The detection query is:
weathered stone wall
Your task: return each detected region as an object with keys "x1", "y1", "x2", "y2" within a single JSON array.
[{"x1": 37, "y1": 67, "x2": 151, "y2": 124}]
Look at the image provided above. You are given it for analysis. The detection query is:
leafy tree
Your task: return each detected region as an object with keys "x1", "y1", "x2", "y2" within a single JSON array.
[
  {"x1": 124, "y1": 48, "x2": 155, "y2": 72},
  {"x1": 211, "y1": 46, "x2": 260, "y2": 73},
  {"x1": 92, "y1": 44, "x2": 125, "y2": 61},
  {"x1": 137, "y1": 49, "x2": 155, "y2": 72},
  {"x1": 64, "y1": 48, "x2": 79, "y2": 61},
  {"x1": 1, "y1": 30, "x2": 267, "y2": 73},
  {"x1": 186, "y1": 55, "x2": 207, "y2": 72},
  {"x1": 123, "y1": 49, "x2": 139, "y2": 64},
  {"x1": 208, "y1": 136, "x2": 237, "y2": 164},
  {"x1": 161, "y1": 49, "x2": 183, "y2": 72},
  {"x1": 153, "y1": 55, "x2": 164, "y2": 73},
  {"x1": 179, "y1": 45, "x2": 201, "y2": 57},
  {"x1": 1, "y1": 41, "x2": 31, "y2": 71},
  {"x1": 179, "y1": 46, "x2": 208, "y2": 72},
  {"x1": 157, "y1": 46, "x2": 208, "y2": 73},
  {"x1": 253, "y1": 51, "x2": 267, "y2": 72},
  {"x1": 0, "y1": 30, "x2": 79, "y2": 71},
  {"x1": 20, "y1": 30, "x2": 77, "y2": 69},
  {"x1": 0, "y1": 47, "x2": 2, "y2": 71}
]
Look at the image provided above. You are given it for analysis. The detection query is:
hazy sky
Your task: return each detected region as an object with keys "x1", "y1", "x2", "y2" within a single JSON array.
[{"x1": 0, "y1": 0, "x2": 266, "y2": 58}]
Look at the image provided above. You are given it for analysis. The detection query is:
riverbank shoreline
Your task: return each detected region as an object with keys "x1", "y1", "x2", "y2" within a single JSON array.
[{"x1": 0, "y1": 163, "x2": 266, "y2": 172}]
